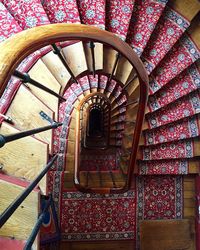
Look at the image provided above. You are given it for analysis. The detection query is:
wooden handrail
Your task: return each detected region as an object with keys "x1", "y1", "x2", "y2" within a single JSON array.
[
  {"x1": 0, "y1": 24, "x2": 148, "y2": 193},
  {"x1": 0, "y1": 24, "x2": 148, "y2": 93}
]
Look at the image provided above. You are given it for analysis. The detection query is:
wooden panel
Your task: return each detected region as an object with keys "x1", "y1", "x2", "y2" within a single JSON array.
[
  {"x1": 60, "y1": 240, "x2": 135, "y2": 250},
  {"x1": 68, "y1": 128, "x2": 75, "y2": 142},
  {"x1": 80, "y1": 172, "x2": 125, "y2": 188},
  {"x1": 84, "y1": 42, "x2": 103, "y2": 71},
  {"x1": 187, "y1": 16, "x2": 200, "y2": 48},
  {"x1": 70, "y1": 117, "x2": 76, "y2": 130},
  {"x1": 28, "y1": 59, "x2": 61, "y2": 120},
  {"x1": 169, "y1": 0, "x2": 200, "y2": 21},
  {"x1": 0, "y1": 122, "x2": 48, "y2": 193},
  {"x1": 0, "y1": 178, "x2": 39, "y2": 242},
  {"x1": 67, "y1": 141, "x2": 75, "y2": 156},
  {"x1": 184, "y1": 176, "x2": 196, "y2": 218},
  {"x1": 189, "y1": 160, "x2": 199, "y2": 174},
  {"x1": 63, "y1": 171, "x2": 74, "y2": 188},
  {"x1": 115, "y1": 57, "x2": 133, "y2": 84},
  {"x1": 140, "y1": 219, "x2": 195, "y2": 250},
  {"x1": 65, "y1": 155, "x2": 75, "y2": 172},
  {"x1": 94, "y1": 43, "x2": 103, "y2": 70},
  {"x1": 103, "y1": 47, "x2": 118, "y2": 74},
  {"x1": 42, "y1": 51, "x2": 71, "y2": 94},
  {"x1": 6, "y1": 85, "x2": 54, "y2": 153},
  {"x1": 62, "y1": 42, "x2": 88, "y2": 76}
]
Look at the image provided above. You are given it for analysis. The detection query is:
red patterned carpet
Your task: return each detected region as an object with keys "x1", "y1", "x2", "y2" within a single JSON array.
[
  {"x1": 0, "y1": 0, "x2": 199, "y2": 247},
  {"x1": 80, "y1": 148, "x2": 118, "y2": 171},
  {"x1": 61, "y1": 190, "x2": 136, "y2": 241},
  {"x1": 136, "y1": 176, "x2": 183, "y2": 248},
  {"x1": 137, "y1": 176, "x2": 183, "y2": 220}
]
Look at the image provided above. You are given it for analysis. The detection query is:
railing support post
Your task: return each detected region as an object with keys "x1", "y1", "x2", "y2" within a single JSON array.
[
  {"x1": 89, "y1": 41, "x2": 96, "y2": 77},
  {"x1": 23, "y1": 195, "x2": 52, "y2": 250},
  {"x1": 51, "y1": 44, "x2": 79, "y2": 84}
]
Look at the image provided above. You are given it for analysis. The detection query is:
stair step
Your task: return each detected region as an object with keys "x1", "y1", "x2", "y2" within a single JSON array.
[
  {"x1": 106, "y1": 0, "x2": 134, "y2": 40},
  {"x1": 6, "y1": 85, "x2": 54, "y2": 153},
  {"x1": 98, "y1": 74, "x2": 108, "y2": 93},
  {"x1": 28, "y1": 59, "x2": 61, "y2": 120},
  {"x1": 126, "y1": 0, "x2": 167, "y2": 56},
  {"x1": 139, "y1": 137, "x2": 200, "y2": 161},
  {"x1": 0, "y1": 2, "x2": 22, "y2": 41},
  {"x1": 141, "y1": 0, "x2": 196, "y2": 74},
  {"x1": 137, "y1": 159, "x2": 200, "y2": 175},
  {"x1": 149, "y1": 25, "x2": 200, "y2": 95},
  {"x1": 0, "y1": 122, "x2": 48, "y2": 194},
  {"x1": 79, "y1": 171, "x2": 126, "y2": 188},
  {"x1": 146, "y1": 89, "x2": 200, "y2": 129},
  {"x1": 142, "y1": 114, "x2": 200, "y2": 146},
  {"x1": 42, "y1": 51, "x2": 71, "y2": 94},
  {"x1": 42, "y1": 0, "x2": 80, "y2": 23},
  {"x1": 62, "y1": 42, "x2": 88, "y2": 77},
  {"x1": 0, "y1": 173, "x2": 40, "y2": 249},
  {"x1": 3, "y1": 0, "x2": 50, "y2": 29},
  {"x1": 148, "y1": 62, "x2": 200, "y2": 112},
  {"x1": 78, "y1": 76, "x2": 91, "y2": 96},
  {"x1": 78, "y1": 0, "x2": 105, "y2": 29},
  {"x1": 88, "y1": 74, "x2": 98, "y2": 92}
]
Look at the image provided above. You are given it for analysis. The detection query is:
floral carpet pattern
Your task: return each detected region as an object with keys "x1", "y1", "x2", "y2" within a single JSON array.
[
  {"x1": 138, "y1": 159, "x2": 188, "y2": 175},
  {"x1": 106, "y1": 0, "x2": 135, "y2": 40},
  {"x1": 2, "y1": 0, "x2": 50, "y2": 29},
  {"x1": 61, "y1": 190, "x2": 136, "y2": 241},
  {"x1": 146, "y1": 90, "x2": 200, "y2": 128},
  {"x1": 149, "y1": 34, "x2": 200, "y2": 94},
  {"x1": 137, "y1": 176, "x2": 183, "y2": 219},
  {"x1": 77, "y1": 0, "x2": 105, "y2": 29},
  {"x1": 43, "y1": 0, "x2": 80, "y2": 24},
  {"x1": 136, "y1": 175, "x2": 183, "y2": 248},
  {"x1": 126, "y1": 0, "x2": 167, "y2": 56},
  {"x1": 80, "y1": 153, "x2": 117, "y2": 171},
  {"x1": 142, "y1": 139, "x2": 194, "y2": 160},
  {"x1": 0, "y1": 0, "x2": 197, "y2": 246},
  {"x1": 144, "y1": 115, "x2": 199, "y2": 145},
  {"x1": 148, "y1": 62, "x2": 200, "y2": 112}
]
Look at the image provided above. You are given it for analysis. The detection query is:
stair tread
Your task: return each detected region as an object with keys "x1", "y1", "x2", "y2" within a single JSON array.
[
  {"x1": 148, "y1": 62, "x2": 200, "y2": 112},
  {"x1": 106, "y1": 0, "x2": 135, "y2": 41},
  {"x1": 0, "y1": 173, "x2": 40, "y2": 245},
  {"x1": 126, "y1": 0, "x2": 167, "y2": 56},
  {"x1": 43, "y1": 0, "x2": 80, "y2": 24},
  {"x1": 0, "y1": 122, "x2": 48, "y2": 194},
  {"x1": 3, "y1": 0, "x2": 50, "y2": 30}
]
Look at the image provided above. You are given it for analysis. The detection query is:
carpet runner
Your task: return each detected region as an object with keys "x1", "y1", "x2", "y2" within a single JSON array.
[
  {"x1": 149, "y1": 34, "x2": 200, "y2": 94},
  {"x1": 80, "y1": 148, "x2": 118, "y2": 171},
  {"x1": 61, "y1": 190, "x2": 136, "y2": 241},
  {"x1": 148, "y1": 62, "x2": 200, "y2": 112}
]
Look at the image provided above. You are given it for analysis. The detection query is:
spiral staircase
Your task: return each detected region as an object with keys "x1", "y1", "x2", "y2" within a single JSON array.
[{"x1": 0, "y1": 0, "x2": 199, "y2": 249}]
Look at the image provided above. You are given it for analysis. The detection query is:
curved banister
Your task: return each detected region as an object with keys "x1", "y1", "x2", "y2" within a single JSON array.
[
  {"x1": 0, "y1": 24, "x2": 149, "y2": 193},
  {"x1": 0, "y1": 24, "x2": 148, "y2": 93}
]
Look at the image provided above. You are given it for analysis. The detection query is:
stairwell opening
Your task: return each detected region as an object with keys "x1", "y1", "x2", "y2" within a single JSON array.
[{"x1": 88, "y1": 107, "x2": 103, "y2": 137}]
